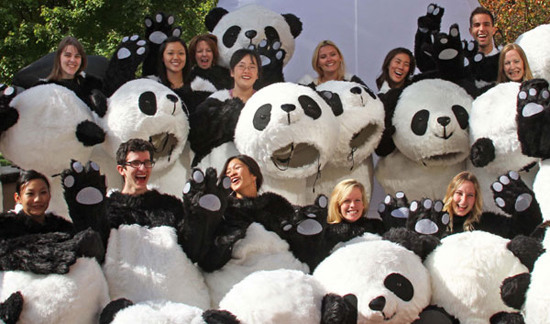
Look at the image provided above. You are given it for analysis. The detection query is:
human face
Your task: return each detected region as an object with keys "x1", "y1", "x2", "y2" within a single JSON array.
[
  {"x1": 195, "y1": 40, "x2": 214, "y2": 69},
  {"x1": 225, "y1": 158, "x2": 257, "y2": 199},
  {"x1": 60, "y1": 45, "x2": 82, "y2": 79},
  {"x1": 117, "y1": 151, "x2": 153, "y2": 195},
  {"x1": 230, "y1": 55, "x2": 259, "y2": 91},
  {"x1": 503, "y1": 49, "x2": 525, "y2": 82},
  {"x1": 388, "y1": 53, "x2": 411, "y2": 87},
  {"x1": 163, "y1": 42, "x2": 187, "y2": 74},
  {"x1": 469, "y1": 14, "x2": 496, "y2": 54},
  {"x1": 452, "y1": 181, "x2": 476, "y2": 217},
  {"x1": 339, "y1": 187, "x2": 364, "y2": 223},
  {"x1": 317, "y1": 45, "x2": 342, "y2": 76},
  {"x1": 14, "y1": 179, "x2": 51, "y2": 221}
]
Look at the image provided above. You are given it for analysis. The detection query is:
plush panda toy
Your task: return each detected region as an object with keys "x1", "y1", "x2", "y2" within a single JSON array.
[
  {"x1": 375, "y1": 79, "x2": 473, "y2": 201},
  {"x1": 312, "y1": 81, "x2": 385, "y2": 203},
  {"x1": 468, "y1": 81, "x2": 539, "y2": 214},
  {"x1": 516, "y1": 24, "x2": 550, "y2": 82},
  {"x1": 234, "y1": 82, "x2": 338, "y2": 205}
]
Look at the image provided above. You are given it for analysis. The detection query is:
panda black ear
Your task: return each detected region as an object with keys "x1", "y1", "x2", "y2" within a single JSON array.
[
  {"x1": 99, "y1": 298, "x2": 134, "y2": 324},
  {"x1": 282, "y1": 13, "x2": 303, "y2": 38},
  {"x1": 383, "y1": 228, "x2": 440, "y2": 261},
  {"x1": 506, "y1": 235, "x2": 544, "y2": 272},
  {"x1": 205, "y1": 7, "x2": 228, "y2": 32}
]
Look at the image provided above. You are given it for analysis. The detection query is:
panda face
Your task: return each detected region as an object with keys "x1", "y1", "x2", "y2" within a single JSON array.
[
  {"x1": 317, "y1": 81, "x2": 385, "y2": 166},
  {"x1": 235, "y1": 82, "x2": 338, "y2": 178},
  {"x1": 393, "y1": 79, "x2": 473, "y2": 167},
  {"x1": 211, "y1": 5, "x2": 297, "y2": 68},
  {"x1": 101, "y1": 79, "x2": 188, "y2": 170},
  {"x1": 313, "y1": 240, "x2": 431, "y2": 323}
]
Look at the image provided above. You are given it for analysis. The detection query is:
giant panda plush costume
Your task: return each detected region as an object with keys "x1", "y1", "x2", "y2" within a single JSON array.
[{"x1": 516, "y1": 24, "x2": 550, "y2": 82}]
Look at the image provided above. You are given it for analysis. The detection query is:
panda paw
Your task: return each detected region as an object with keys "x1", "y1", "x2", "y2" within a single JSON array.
[
  {"x1": 408, "y1": 198, "x2": 449, "y2": 237},
  {"x1": 0, "y1": 84, "x2": 19, "y2": 133},
  {"x1": 254, "y1": 37, "x2": 286, "y2": 69},
  {"x1": 290, "y1": 194, "x2": 328, "y2": 237},
  {"x1": 462, "y1": 40, "x2": 484, "y2": 68},
  {"x1": 433, "y1": 23, "x2": 462, "y2": 63},
  {"x1": 0, "y1": 291, "x2": 23, "y2": 324},
  {"x1": 62, "y1": 160, "x2": 106, "y2": 207},
  {"x1": 378, "y1": 192, "x2": 409, "y2": 230},
  {"x1": 114, "y1": 35, "x2": 148, "y2": 64},
  {"x1": 516, "y1": 79, "x2": 550, "y2": 158},
  {"x1": 144, "y1": 12, "x2": 182, "y2": 45},
  {"x1": 492, "y1": 171, "x2": 539, "y2": 217},
  {"x1": 183, "y1": 168, "x2": 232, "y2": 216},
  {"x1": 417, "y1": 3, "x2": 445, "y2": 33}
]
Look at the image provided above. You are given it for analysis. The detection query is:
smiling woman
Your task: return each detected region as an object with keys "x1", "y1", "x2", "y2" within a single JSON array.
[{"x1": 221, "y1": 154, "x2": 263, "y2": 199}]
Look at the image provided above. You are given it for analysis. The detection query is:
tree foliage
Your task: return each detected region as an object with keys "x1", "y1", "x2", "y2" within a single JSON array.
[
  {"x1": 479, "y1": 0, "x2": 550, "y2": 46},
  {"x1": 0, "y1": 0, "x2": 218, "y2": 84}
]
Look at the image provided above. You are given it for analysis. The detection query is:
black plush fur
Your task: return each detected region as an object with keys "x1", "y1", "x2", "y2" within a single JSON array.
[
  {"x1": 500, "y1": 273, "x2": 531, "y2": 310},
  {"x1": 489, "y1": 311, "x2": 525, "y2": 324},
  {"x1": 470, "y1": 137, "x2": 496, "y2": 167},
  {"x1": 414, "y1": 3, "x2": 445, "y2": 73},
  {"x1": 383, "y1": 227, "x2": 440, "y2": 261},
  {"x1": 0, "y1": 291, "x2": 24, "y2": 324},
  {"x1": 507, "y1": 235, "x2": 545, "y2": 272},
  {"x1": 99, "y1": 298, "x2": 134, "y2": 324},
  {"x1": 202, "y1": 309, "x2": 240, "y2": 324},
  {"x1": 321, "y1": 293, "x2": 358, "y2": 324},
  {"x1": 141, "y1": 12, "x2": 182, "y2": 77},
  {"x1": 516, "y1": 79, "x2": 550, "y2": 159},
  {"x1": 185, "y1": 65, "x2": 233, "y2": 114}
]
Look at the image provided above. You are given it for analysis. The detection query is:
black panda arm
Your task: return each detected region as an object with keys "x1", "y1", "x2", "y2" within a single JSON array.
[
  {"x1": 413, "y1": 305, "x2": 459, "y2": 324},
  {"x1": 0, "y1": 291, "x2": 23, "y2": 324},
  {"x1": 516, "y1": 79, "x2": 550, "y2": 159},
  {"x1": 414, "y1": 3, "x2": 445, "y2": 73},
  {"x1": 489, "y1": 312, "x2": 525, "y2": 324},
  {"x1": 0, "y1": 85, "x2": 19, "y2": 134},
  {"x1": 202, "y1": 309, "x2": 240, "y2": 324},
  {"x1": 254, "y1": 36, "x2": 286, "y2": 89},
  {"x1": 375, "y1": 89, "x2": 401, "y2": 156},
  {"x1": 142, "y1": 12, "x2": 182, "y2": 77},
  {"x1": 377, "y1": 192, "x2": 409, "y2": 231},
  {"x1": 500, "y1": 273, "x2": 531, "y2": 310}
]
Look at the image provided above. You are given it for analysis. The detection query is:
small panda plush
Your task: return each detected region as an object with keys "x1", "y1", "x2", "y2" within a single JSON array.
[
  {"x1": 516, "y1": 24, "x2": 550, "y2": 82},
  {"x1": 312, "y1": 81, "x2": 385, "y2": 203},
  {"x1": 375, "y1": 79, "x2": 473, "y2": 201},
  {"x1": 468, "y1": 81, "x2": 540, "y2": 215},
  {"x1": 234, "y1": 82, "x2": 339, "y2": 205}
]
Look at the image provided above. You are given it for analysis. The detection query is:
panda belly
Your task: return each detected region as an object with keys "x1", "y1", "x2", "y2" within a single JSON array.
[
  {"x1": 0, "y1": 258, "x2": 109, "y2": 324},
  {"x1": 102, "y1": 224, "x2": 210, "y2": 309},
  {"x1": 203, "y1": 222, "x2": 309, "y2": 308},
  {"x1": 533, "y1": 160, "x2": 550, "y2": 221}
]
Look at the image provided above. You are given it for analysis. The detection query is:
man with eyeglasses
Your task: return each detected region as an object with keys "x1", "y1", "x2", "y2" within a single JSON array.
[{"x1": 116, "y1": 138, "x2": 156, "y2": 195}]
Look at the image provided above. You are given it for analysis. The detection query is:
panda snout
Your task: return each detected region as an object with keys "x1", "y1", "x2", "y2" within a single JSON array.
[
  {"x1": 244, "y1": 30, "x2": 257, "y2": 40},
  {"x1": 437, "y1": 116, "x2": 451, "y2": 127},
  {"x1": 368, "y1": 296, "x2": 386, "y2": 311},
  {"x1": 281, "y1": 104, "x2": 296, "y2": 113}
]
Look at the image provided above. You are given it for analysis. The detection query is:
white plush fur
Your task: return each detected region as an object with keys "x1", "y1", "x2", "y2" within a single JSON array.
[
  {"x1": 0, "y1": 258, "x2": 109, "y2": 324},
  {"x1": 0, "y1": 84, "x2": 99, "y2": 216},
  {"x1": 524, "y1": 248, "x2": 550, "y2": 324},
  {"x1": 314, "y1": 239, "x2": 431, "y2": 324},
  {"x1": 533, "y1": 159, "x2": 550, "y2": 221},
  {"x1": 109, "y1": 300, "x2": 207, "y2": 324},
  {"x1": 375, "y1": 79, "x2": 473, "y2": 200},
  {"x1": 425, "y1": 231, "x2": 528, "y2": 323},
  {"x1": 516, "y1": 24, "x2": 550, "y2": 82},
  {"x1": 311, "y1": 81, "x2": 385, "y2": 203},
  {"x1": 211, "y1": 4, "x2": 297, "y2": 68},
  {"x1": 219, "y1": 269, "x2": 325, "y2": 324},
  {"x1": 92, "y1": 78, "x2": 190, "y2": 196},
  {"x1": 234, "y1": 82, "x2": 338, "y2": 205},
  {"x1": 102, "y1": 224, "x2": 210, "y2": 310},
  {"x1": 203, "y1": 223, "x2": 309, "y2": 308},
  {"x1": 467, "y1": 82, "x2": 539, "y2": 214}
]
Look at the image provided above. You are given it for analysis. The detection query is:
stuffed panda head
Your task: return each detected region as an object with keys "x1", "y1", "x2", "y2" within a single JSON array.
[
  {"x1": 392, "y1": 79, "x2": 472, "y2": 167},
  {"x1": 234, "y1": 82, "x2": 338, "y2": 178},
  {"x1": 516, "y1": 24, "x2": 550, "y2": 82},
  {"x1": 316, "y1": 81, "x2": 385, "y2": 167},
  {"x1": 205, "y1": 4, "x2": 302, "y2": 68},
  {"x1": 313, "y1": 230, "x2": 433, "y2": 323},
  {"x1": 99, "y1": 78, "x2": 188, "y2": 171}
]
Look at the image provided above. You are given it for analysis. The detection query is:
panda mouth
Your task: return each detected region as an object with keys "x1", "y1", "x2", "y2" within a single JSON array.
[
  {"x1": 271, "y1": 143, "x2": 320, "y2": 171},
  {"x1": 149, "y1": 133, "x2": 178, "y2": 161},
  {"x1": 423, "y1": 151, "x2": 462, "y2": 163}
]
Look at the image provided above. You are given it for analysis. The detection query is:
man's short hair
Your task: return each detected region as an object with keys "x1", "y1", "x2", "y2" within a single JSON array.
[
  {"x1": 116, "y1": 139, "x2": 155, "y2": 165},
  {"x1": 470, "y1": 7, "x2": 495, "y2": 27}
]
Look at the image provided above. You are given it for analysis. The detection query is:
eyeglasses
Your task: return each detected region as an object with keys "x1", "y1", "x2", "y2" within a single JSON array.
[{"x1": 124, "y1": 160, "x2": 155, "y2": 168}]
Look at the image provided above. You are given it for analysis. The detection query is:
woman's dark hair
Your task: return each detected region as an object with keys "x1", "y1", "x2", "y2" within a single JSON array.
[
  {"x1": 188, "y1": 34, "x2": 220, "y2": 67},
  {"x1": 47, "y1": 36, "x2": 87, "y2": 81},
  {"x1": 229, "y1": 49, "x2": 262, "y2": 81},
  {"x1": 157, "y1": 36, "x2": 191, "y2": 87},
  {"x1": 376, "y1": 47, "x2": 416, "y2": 90},
  {"x1": 16, "y1": 170, "x2": 50, "y2": 195},
  {"x1": 221, "y1": 154, "x2": 263, "y2": 190}
]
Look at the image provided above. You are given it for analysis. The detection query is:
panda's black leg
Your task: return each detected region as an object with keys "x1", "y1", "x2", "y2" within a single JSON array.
[
  {"x1": 0, "y1": 85, "x2": 19, "y2": 134},
  {"x1": 516, "y1": 79, "x2": 550, "y2": 158},
  {"x1": 142, "y1": 12, "x2": 182, "y2": 76},
  {"x1": 408, "y1": 198, "x2": 449, "y2": 238},
  {"x1": 0, "y1": 291, "x2": 23, "y2": 324},
  {"x1": 492, "y1": 171, "x2": 542, "y2": 236},
  {"x1": 378, "y1": 192, "x2": 409, "y2": 230}
]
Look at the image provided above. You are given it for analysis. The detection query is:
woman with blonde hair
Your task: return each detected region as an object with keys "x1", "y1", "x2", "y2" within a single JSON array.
[{"x1": 496, "y1": 43, "x2": 534, "y2": 83}]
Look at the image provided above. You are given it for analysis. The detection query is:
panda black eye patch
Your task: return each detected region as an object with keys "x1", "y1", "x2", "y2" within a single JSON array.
[
  {"x1": 264, "y1": 26, "x2": 280, "y2": 42},
  {"x1": 384, "y1": 273, "x2": 414, "y2": 301},
  {"x1": 452, "y1": 105, "x2": 469, "y2": 129},
  {"x1": 139, "y1": 91, "x2": 157, "y2": 116},
  {"x1": 223, "y1": 25, "x2": 241, "y2": 48},
  {"x1": 298, "y1": 95, "x2": 322, "y2": 119},
  {"x1": 253, "y1": 104, "x2": 272, "y2": 130},
  {"x1": 411, "y1": 109, "x2": 430, "y2": 136}
]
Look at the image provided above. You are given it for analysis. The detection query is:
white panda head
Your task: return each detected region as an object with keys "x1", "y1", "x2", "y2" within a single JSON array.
[
  {"x1": 0, "y1": 84, "x2": 102, "y2": 175},
  {"x1": 205, "y1": 4, "x2": 302, "y2": 68},
  {"x1": 392, "y1": 79, "x2": 472, "y2": 167},
  {"x1": 316, "y1": 80, "x2": 385, "y2": 166},
  {"x1": 516, "y1": 24, "x2": 550, "y2": 82},
  {"x1": 100, "y1": 79, "x2": 188, "y2": 170},
  {"x1": 469, "y1": 82, "x2": 539, "y2": 173},
  {"x1": 313, "y1": 237, "x2": 432, "y2": 324},
  {"x1": 234, "y1": 82, "x2": 338, "y2": 178}
]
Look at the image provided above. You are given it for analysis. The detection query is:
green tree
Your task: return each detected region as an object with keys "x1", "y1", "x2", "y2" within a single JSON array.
[
  {"x1": 479, "y1": 0, "x2": 550, "y2": 46},
  {"x1": 0, "y1": 0, "x2": 218, "y2": 85}
]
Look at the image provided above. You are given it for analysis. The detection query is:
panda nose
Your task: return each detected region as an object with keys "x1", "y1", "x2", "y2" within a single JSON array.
[
  {"x1": 437, "y1": 116, "x2": 451, "y2": 127},
  {"x1": 369, "y1": 296, "x2": 386, "y2": 311},
  {"x1": 281, "y1": 104, "x2": 296, "y2": 113},
  {"x1": 245, "y1": 30, "x2": 257, "y2": 39},
  {"x1": 167, "y1": 94, "x2": 178, "y2": 103}
]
